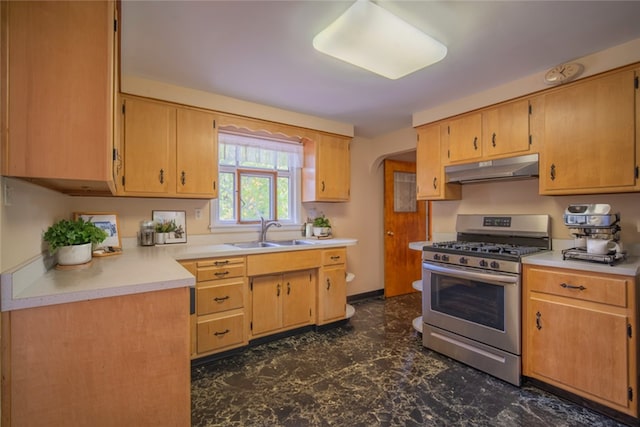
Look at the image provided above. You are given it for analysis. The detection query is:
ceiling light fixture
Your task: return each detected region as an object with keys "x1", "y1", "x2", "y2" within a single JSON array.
[{"x1": 312, "y1": 0, "x2": 447, "y2": 80}]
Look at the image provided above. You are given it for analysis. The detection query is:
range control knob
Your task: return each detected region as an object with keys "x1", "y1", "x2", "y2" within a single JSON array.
[
  {"x1": 442, "y1": 255, "x2": 450, "y2": 262},
  {"x1": 459, "y1": 257, "x2": 468, "y2": 265},
  {"x1": 433, "y1": 254, "x2": 441, "y2": 261},
  {"x1": 479, "y1": 260, "x2": 488, "y2": 267},
  {"x1": 490, "y1": 261, "x2": 500, "y2": 269}
]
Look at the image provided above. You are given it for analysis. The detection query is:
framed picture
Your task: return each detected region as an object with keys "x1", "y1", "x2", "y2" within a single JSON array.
[
  {"x1": 152, "y1": 210, "x2": 187, "y2": 244},
  {"x1": 74, "y1": 212, "x2": 121, "y2": 249}
]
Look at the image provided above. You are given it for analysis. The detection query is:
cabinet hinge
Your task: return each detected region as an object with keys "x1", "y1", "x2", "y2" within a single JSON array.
[
  {"x1": 416, "y1": 133, "x2": 420, "y2": 142},
  {"x1": 447, "y1": 149, "x2": 450, "y2": 159},
  {"x1": 635, "y1": 76, "x2": 639, "y2": 89},
  {"x1": 213, "y1": 119, "x2": 216, "y2": 129},
  {"x1": 629, "y1": 387, "x2": 634, "y2": 402},
  {"x1": 635, "y1": 166, "x2": 639, "y2": 179},
  {"x1": 112, "y1": 148, "x2": 117, "y2": 161},
  {"x1": 309, "y1": 308, "x2": 312, "y2": 317},
  {"x1": 628, "y1": 323, "x2": 633, "y2": 338},
  {"x1": 121, "y1": 176, "x2": 125, "y2": 186},
  {"x1": 528, "y1": 104, "x2": 532, "y2": 115},
  {"x1": 114, "y1": 18, "x2": 118, "y2": 32},
  {"x1": 250, "y1": 321, "x2": 253, "y2": 331},
  {"x1": 447, "y1": 126, "x2": 450, "y2": 135},
  {"x1": 213, "y1": 180, "x2": 216, "y2": 191},
  {"x1": 122, "y1": 103, "x2": 125, "y2": 114},
  {"x1": 528, "y1": 135, "x2": 532, "y2": 146},
  {"x1": 250, "y1": 278, "x2": 253, "y2": 291}
]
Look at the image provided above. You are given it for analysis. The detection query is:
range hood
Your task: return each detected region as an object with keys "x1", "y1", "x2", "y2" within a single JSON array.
[{"x1": 445, "y1": 154, "x2": 539, "y2": 184}]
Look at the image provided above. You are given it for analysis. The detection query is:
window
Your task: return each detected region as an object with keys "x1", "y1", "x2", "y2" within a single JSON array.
[{"x1": 214, "y1": 130, "x2": 303, "y2": 226}]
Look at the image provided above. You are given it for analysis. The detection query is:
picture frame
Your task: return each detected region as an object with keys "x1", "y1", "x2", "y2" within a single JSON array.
[
  {"x1": 74, "y1": 212, "x2": 122, "y2": 250},
  {"x1": 152, "y1": 210, "x2": 187, "y2": 244}
]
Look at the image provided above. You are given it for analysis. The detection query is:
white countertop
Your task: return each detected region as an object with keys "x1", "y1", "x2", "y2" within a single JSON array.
[
  {"x1": 522, "y1": 250, "x2": 640, "y2": 276},
  {"x1": 1, "y1": 238, "x2": 357, "y2": 312}
]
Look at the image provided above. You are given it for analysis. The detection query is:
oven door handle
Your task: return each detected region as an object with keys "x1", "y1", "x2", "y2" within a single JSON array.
[{"x1": 423, "y1": 263, "x2": 518, "y2": 286}]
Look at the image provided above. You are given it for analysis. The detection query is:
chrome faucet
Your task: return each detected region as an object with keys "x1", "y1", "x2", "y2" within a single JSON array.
[{"x1": 259, "y1": 216, "x2": 281, "y2": 242}]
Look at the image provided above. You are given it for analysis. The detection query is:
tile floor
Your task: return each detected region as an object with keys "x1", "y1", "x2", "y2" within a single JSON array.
[{"x1": 191, "y1": 293, "x2": 628, "y2": 427}]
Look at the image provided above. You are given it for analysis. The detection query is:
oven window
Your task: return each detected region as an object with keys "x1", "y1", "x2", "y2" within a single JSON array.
[{"x1": 430, "y1": 273, "x2": 505, "y2": 331}]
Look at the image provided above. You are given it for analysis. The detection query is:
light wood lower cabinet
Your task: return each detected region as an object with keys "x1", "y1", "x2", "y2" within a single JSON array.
[
  {"x1": 250, "y1": 269, "x2": 316, "y2": 338},
  {"x1": 1, "y1": 288, "x2": 191, "y2": 426},
  {"x1": 318, "y1": 248, "x2": 347, "y2": 325},
  {"x1": 523, "y1": 265, "x2": 638, "y2": 417},
  {"x1": 181, "y1": 256, "x2": 248, "y2": 359}
]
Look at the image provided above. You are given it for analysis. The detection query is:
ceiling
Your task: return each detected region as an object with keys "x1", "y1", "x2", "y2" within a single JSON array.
[{"x1": 121, "y1": 1, "x2": 640, "y2": 139}]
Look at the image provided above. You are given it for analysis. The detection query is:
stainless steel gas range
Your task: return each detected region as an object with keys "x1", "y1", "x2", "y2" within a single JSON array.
[{"x1": 422, "y1": 214, "x2": 550, "y2": 386}]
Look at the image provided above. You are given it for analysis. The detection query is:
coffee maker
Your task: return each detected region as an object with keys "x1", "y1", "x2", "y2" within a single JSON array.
[{"x1": 562, "y1": 204, "x2": 625, "y2": 265}]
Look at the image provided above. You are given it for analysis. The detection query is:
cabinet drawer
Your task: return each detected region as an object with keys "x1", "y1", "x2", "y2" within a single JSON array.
[
  {"x1": 525, "y1": 266, "x2": 629, "y2": 307},
  {"x1": 197, "y1": 313, "x2": 245, "y2": 353},
  {"x1": 197, "y1": 281, "x2": 244, "y2": 315},
  {"x1": 196, "y1": 257, "x2": 244, "y2": 268},
  {"x1": 322, "y1": 248, "x2": 346, "y2": 266},
  {"x1": 197, "y1": 264, "x2": 245, "y2": 282}
]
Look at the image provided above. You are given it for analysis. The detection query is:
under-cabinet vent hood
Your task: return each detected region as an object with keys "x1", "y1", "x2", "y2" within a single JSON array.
[{"x1": 445, "y1": 154, "x2": 539, "y2": 184}]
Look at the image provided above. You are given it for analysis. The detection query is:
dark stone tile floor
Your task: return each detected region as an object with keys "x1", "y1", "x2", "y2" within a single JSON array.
[{"x1": 191, "y1": 292, "x2": 628, "y2": 427}]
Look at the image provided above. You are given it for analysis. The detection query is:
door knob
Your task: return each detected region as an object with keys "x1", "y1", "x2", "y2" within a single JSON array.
[{"x1": 386, "y1": 231, "x2": 394, "y2": 236}]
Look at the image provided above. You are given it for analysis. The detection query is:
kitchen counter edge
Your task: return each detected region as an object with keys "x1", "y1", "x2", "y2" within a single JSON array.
[
  {"x1": 1, "y1": 238, "x2": 358, "y2": 312},
  {"x1": 522, "y1": 251, "x2": 640, "y2": 276}
]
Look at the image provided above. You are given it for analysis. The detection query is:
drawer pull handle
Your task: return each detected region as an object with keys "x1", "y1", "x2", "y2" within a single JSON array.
[
  {"x1": 214, "y1": 260, "x2": 229, "y2": 266},
  {"x1": 560, "y1": 283, "x2": 586, "y2": 291},
  {"x1": 330, "y1": 256, "x2": 341, "y2": 261},
  {"x1": 277, "y1": 283, "x2": 281, "y2": 297},
  {"x1": 213, "y1": 296, "x2": 229, "y2": 303},
  {"x1": 214, "y1": 271, "x2": 230, "y2": 277},
  {"x1": 287, "y1": 282, "x2": 291, "y2": 295},
  {"x1": 535, "y1": 311, "x2": 542, "y2": 330},
  {"x1": 213, "y1": 329, "x2": 230, "y2": 337}
]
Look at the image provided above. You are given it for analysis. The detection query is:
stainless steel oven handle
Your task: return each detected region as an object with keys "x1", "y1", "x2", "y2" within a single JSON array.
[{"x1": 423, "y1": 262, "x2": 518, "y2": 286}]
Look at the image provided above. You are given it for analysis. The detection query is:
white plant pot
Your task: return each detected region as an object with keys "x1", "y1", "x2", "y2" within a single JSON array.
[
  {"x1": 155, "y1": 232, "x2": 169, "y2": 245},
  {"x1": 313, "y1": 227, "x2": 331, "y2": 237},
  {"x1": 57, "y1": 242, "x2": 92, "y2": 265}
]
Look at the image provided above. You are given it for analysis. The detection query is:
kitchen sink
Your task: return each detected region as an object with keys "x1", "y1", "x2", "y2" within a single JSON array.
[
  {"x1": 266, "y1": 239, "x2": 315, "y2": 246},
  {"x1": 229, "y1": 240, "x2": 315, "y2": 249},
  {"x1": 230, "y1": 241, "x2": 281, "y2": 249}
]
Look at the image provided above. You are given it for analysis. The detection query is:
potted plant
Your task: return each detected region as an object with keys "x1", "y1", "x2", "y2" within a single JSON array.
[
  {"x1": 43, "y1": 218, "x2": 108, "y2": 265},
  {"x1": 312, "y1": 215, "x2": 331, "y2": 237},
  {"x1": 155, "y1": 220, "x2": 177, "y2": 245}
]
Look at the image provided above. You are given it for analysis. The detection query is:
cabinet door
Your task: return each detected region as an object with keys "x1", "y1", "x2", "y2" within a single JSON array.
[
  {"x1": 446, "y1": 113, "x2": 482, "y2": 163},
  {"x1": 318, "y1": 265, "x2": 346, "y2": 324},
  {"x1": 482, "y1": 99, "x2": 530, "y2": 158},
  {"x1": 416, "y1": 125, "x2": 442, "y2": 199},
  {"x1": 527, "y1": 297, "x2": 630, "y2": 410},
  {"x1": 122, "y1": 97, "x2": 175, "y2": 194},
  {"x1": 2, "y1": 1, "x2": 115, "y2": 191},
  {"x1": 251, "y1": 275, "x2": 282, "y2": 336},
  {"x1": 176, "y1": 108, "x2": 218, "y2": 197},
  {"x1": 282, "y1": 270, "x2": 314, "y2": 329},
  {"x1": 540, "y1": 70, "x2": 636, "y2": 194},
  {"x1": 302, "y1": 134, "x2": 350, "y2": 202}
]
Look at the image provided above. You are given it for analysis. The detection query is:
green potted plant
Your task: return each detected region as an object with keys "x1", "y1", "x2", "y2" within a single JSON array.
[
  {"x1": 43, "y1": 218, "x2": 108, "y2": 265},
  {"x1": 154, "y1": 220, "x2": 177, "y2": 245},
  {"x1": 312, "y1": 215, "x2": 331, "y2": 237}
]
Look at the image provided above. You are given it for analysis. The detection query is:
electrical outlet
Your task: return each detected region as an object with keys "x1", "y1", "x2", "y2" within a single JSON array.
[
  {"x1": 195, "y1": 208, "x2": 202, "y2": 220},
  {"x1": 3, "y1": 182, "x2": 12, "y2": 206}
]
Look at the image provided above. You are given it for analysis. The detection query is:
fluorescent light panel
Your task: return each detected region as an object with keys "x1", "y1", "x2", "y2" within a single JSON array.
[{"x1": 313, "y1": 0, "x2": 447, "y2": 80}]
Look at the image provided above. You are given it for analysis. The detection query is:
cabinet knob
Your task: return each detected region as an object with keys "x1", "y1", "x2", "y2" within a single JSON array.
[
  {"x1": 287, "y1": 282, "x2": 291, "y2": 295},
  {"x1": 550, "y1": 164, "x2": 556, "y2": 181},
  {"x1": 432, "y1": 177, "x2": 437, "y2": 189},
  {"x1": 473, "y1": 136, "x2": 478, "y2": 150},
  {"x1": 181, "y1": 171, "x2": 186, "y2": 185},
  {"x1": 159, "y1": 169, "x2": 165, "y2": 184},
  {"x1": 535, "y1": 311, "x2": 542, "y2": 330},
  {"x1": 386, "y1": 231, "x2": 394, "y2": 236},
  {"x1": 492, "y1": 133, "x2": 496, "y2": 147},
  {"x1": 326, "y1": 278, "x2": 331, "y2": 290}
]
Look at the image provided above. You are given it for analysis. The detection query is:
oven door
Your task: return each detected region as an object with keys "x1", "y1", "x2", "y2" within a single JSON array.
[{"x1": 422, "y1": 261, "x2": 520, "y2": 355}]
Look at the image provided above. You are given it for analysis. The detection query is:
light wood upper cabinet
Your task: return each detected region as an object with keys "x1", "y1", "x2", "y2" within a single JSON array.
[
  {"x1": 523, "y1": 265, "x2": 638, "y2": 417},
  {"x1": 302, "y1": 134, "x2": 351, "y2": 202},
  {"x1": 176, "y1": 108, "x2": 218, "y2": 197},
  {"x1": 416, "y1": 124, "x2": 461, "y2": 201},
  {"x1": 444, "y1": 113, "x2": 482, "y2": 163},
  {"x1": 1, "y1": 0, "x2": 117, "y2": 195},
  {"x1": 482, "y1": 99, "x2": 531, "y2": 158},
  {"x1": 539, "y1": 69, "x2": 638, "y2": 195},
  {"x1": 118, "y1": 96, "x2": 218, "y2": 198}
]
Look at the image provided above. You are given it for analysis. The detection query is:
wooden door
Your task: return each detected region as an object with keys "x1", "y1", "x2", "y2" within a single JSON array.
[
  {"x1": 528, "y1": 297, "x2": 629, "y2": 408},
  {"x1": 383, "y1": 160, "x2": 427, "y2": 297},
  {"x1": 482, "y1": 99, "x2": 530, "y2": 158},
  {"x1": 122, "y1": 97, "x2": 175, "y2": 194},
  {"x1": 319, "y1": 265, "x2": 347, "y2": 322},
  {"x1": 282, "y1": 270, "x2": 313, "y2": 328},
  {"x1": 176, "y1": 108, "x2": 218, "y2": 196},
  {"x1": 251, "y1": 275, "x2": 282, "y2": 336},
  {"x1": 447, "y1": 113, "x2": 482, "y2": 163}
]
